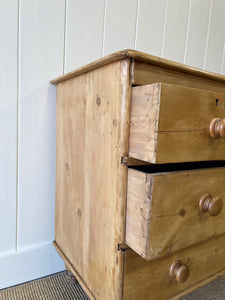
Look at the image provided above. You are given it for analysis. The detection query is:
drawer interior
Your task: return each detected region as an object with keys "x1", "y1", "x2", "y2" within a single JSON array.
[{"x1": 129, "y1": 160, "x2": 225, "y2": 173}]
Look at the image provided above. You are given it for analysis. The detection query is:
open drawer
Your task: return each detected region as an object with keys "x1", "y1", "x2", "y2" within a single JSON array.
[
  {"x1": 125, "y1": 166, "x2": 225, "y2": 260},
  {"x1": 129, "y1": 83, "x2": 225, "y2": 163}
]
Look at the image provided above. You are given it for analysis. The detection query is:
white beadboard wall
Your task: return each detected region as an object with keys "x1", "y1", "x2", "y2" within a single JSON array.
[{"x1": 1, "y1": 0, "x2": 225, "y2": 289}]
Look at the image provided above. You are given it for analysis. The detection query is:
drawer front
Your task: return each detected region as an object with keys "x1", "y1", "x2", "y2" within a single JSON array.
[
  {"x1": 125, "y1": 167, "x2": 225, "y2": 260},
  {"x1": 129, "y1": 83, "x2": 225, "y2": 163},
  {"x1": 123, "y1": 235, "x2": 225, "y2": 300}
]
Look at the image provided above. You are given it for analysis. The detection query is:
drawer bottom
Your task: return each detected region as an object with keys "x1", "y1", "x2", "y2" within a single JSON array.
[{"x1": 123, "y1": 234, "x2": 225, "y2": 300}]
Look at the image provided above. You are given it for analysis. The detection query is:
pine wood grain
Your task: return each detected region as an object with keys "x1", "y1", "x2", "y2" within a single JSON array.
[
  {"x1": 129, "y1": 83, "x2": 160, "y2": 163},
  {"x1": 125, "y1": 167, "x2": 225, "y2": 260},
  {"x1": 55, "y1": 59, "x2": 131, "y2": 300},
  {"x1": 51, "y1": 49, "x2": 225, "y2": 85},
  {"x1": 132, "y1": 61, "x2": 225, "y2": 93},
  {"x1": 129, "y1": 82, "x2": 225, "y2": 164},
  {"x1": 123, "y1": 235, "x2": 225, "y2": 300},
  {"x1": 53, "y1": 241, "x2": 95, "y2": 300}
]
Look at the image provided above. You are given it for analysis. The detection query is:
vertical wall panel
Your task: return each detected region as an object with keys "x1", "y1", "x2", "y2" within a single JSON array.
[
  {"x1": 18, "y1": 0, "x2": 65, "y2": 249},
  {"x1": 65, "y1": 0, "x2": 105, "y2": 72},
  {"x1": 103, "y1": 0, "x2": 138, "y2": 55},
  {"x1": 222, "y1": 43, "x2": 225, "y2": 74},
  {"x1": 0, "y1": 0, "x2": 18, "y2": 253},
  {"x1": 204, "y1": 0, "x2": 225, "y2": 73},
  {"x1": 162, "y1": 0, "x2": 190, "y2": 63},
  {"x1": 135, "y1": 0, "x2": 166, "y2": 56},
  {"x1": 185, "y1": 0, "x2": 211, "y2": 69}
]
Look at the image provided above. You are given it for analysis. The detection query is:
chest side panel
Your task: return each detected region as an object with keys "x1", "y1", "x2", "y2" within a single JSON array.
[{"x1": 55, "y1": 59, "x2": 131, "y2": 300}]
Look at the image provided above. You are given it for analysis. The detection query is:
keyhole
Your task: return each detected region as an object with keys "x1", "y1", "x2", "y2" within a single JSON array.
[{"x1": 215, "y1": 99, "x2": 220, "y2": 106}]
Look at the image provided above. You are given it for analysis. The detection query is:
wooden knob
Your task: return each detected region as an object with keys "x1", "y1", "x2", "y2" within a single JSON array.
[
  {"x1": 170, "y1": 261, "x2": 189, "y2": 283},
  {"x1": 199, "y1": 193, "x2": 223, "y2": 216},
  {"x1": 209, "y1": 118, "x2": 225, "y2": 138}
]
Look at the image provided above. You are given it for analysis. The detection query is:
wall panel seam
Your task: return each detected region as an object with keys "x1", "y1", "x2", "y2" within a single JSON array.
[
  {"x1": 220, "y1": 41, "x2": 225, "y2": 74},
  {"x1": 16, "y1": 0, "x2": 21, "y2": 253},
  {"x1": 203, "y1": 0, "x2": 212, "y2": 69},
  {"x1": 63, "y1": 0, "x2": 68, "y2": 74},
  {"x1": 134, "y1": 0, "x2": 140, "y2": 50},
  {"x1": 101, "y1": 0, "x2": 107, "y2": 56},
  {"x1": 183, "y1": 0, "x2": 192, "y2": 64},
  {"x1": 160, "y1": 0, "x2": 168, "y2": 57}
]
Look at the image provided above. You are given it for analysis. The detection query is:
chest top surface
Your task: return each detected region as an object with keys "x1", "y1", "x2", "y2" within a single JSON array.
[{"x1": 51, "y1": 49, "x2": 225, "y2": 85}]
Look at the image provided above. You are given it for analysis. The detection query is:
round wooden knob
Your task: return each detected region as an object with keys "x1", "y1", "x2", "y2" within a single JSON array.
[
  {"x1": 199, "y1": 193, "x2": 223, "y2": 216},
  {"x1": 170, "y1": 261, "x2": 189, "y2": 283},
  {"x1": 209, "y1": 118, "x2": 225, "y2": 138}
]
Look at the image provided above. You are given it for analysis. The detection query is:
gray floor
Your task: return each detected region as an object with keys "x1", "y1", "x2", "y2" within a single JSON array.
[
  {"x1": 180, "y1": 275, "x2": 225, "y2": 299},
  {"x1": 0, "y1": 271, "x2": 225, "y2": 299}
]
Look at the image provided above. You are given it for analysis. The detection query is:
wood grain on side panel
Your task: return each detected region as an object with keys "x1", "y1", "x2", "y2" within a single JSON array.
[
  {"x1": 53, "y1": 241, "x2": 95, "y2": 300},
  {"x1": 55, "y1": 60, "x2": 131, "y2": 300}
]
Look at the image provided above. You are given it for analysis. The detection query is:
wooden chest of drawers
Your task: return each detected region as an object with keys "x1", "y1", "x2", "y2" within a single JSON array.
[{"x1": 51, "y1": 50, "x2": 225, "y2": 300}]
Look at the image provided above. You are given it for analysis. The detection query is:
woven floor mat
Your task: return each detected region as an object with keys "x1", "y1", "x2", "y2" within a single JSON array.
[
  {"x1": 0, "y1": 272, "x2": 88, "y2": 300},
  {"x1": 0, "y1": 271, "x2": 225, "y2": 299},
  {"x1": 181, "y1": 275, "x2": 225, "y2": 299}
]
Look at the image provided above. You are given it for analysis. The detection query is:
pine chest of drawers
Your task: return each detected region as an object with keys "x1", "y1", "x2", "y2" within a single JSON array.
[{"x1": 51, "y1": 50, "x2": 225, "y2": 300}]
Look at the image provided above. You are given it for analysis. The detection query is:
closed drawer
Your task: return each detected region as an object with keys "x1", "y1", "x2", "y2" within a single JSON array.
[
  {"x1": 123, "y1": 234, "x2": 225, "y2": 300},
  {"x1": 129, "y1": 83, "x2": 225, "y2": 163},
  {"x1": 125, "y1": 167, "x2": 225, "y2": 260}
]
